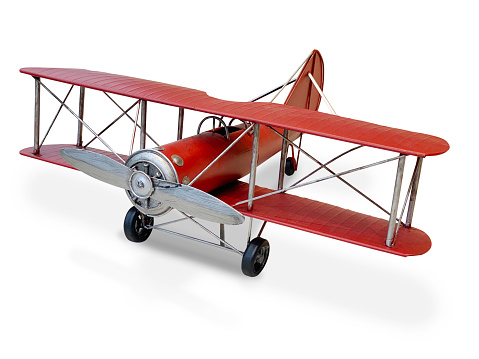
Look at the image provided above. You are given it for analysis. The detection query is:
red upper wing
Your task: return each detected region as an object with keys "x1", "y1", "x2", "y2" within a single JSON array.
[{"x1": 20, "y1": 67, "x2": 449, "y2": 157}]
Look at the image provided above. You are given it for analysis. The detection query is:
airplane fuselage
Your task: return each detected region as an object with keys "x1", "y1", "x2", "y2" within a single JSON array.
[{"x1": 158, "y1": 125, "x2": 299, "y2": 193}]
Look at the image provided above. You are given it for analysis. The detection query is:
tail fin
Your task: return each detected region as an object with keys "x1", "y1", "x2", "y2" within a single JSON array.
[{"x1": 284, "y1": 50, "x2": 324, "y2": 111}]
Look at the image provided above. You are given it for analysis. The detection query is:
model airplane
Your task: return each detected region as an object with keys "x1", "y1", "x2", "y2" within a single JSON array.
[{"x1": 20, "y1": 50, "x2": 449, "y2": 276}]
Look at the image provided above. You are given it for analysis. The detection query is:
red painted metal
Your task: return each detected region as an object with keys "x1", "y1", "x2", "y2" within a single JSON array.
[
  {"x1": 20, "y1": 143, "x2": 432, "y2": 256},
  {"x1": 19, "y1": 124, "x2": 285, "y2": 194},
  {"x1": 20, "y1": 144, "x2": 128, "y2": 169},
  {"x1": 20, "y1": 65, "x2": 449, "y2": 157},
  {"x1": 19, "y1": 54, "x2": 448, "y2": 257},
  {"x1": 285, "y1": 50, "x2": 324, "y2": 111},
  {"x1": 159, "y1": 126, "x2": 286, "y2": 193},
  {"x1": 212, "y1": 181, "x2": 431, "y2": 256}
]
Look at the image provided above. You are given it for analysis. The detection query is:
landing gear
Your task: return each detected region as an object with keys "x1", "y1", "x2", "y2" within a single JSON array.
[
  {"x1": 285, "y1": 156, "x2": 296, "y2": 176},
  {"x1": 124, "y1": 206, "x2": 154, "y2": 243},
  {"x1": 241, "y1": 237, "x2": 270, "y2": 277}
]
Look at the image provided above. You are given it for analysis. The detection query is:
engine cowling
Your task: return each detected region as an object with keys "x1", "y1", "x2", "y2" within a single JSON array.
[{"x1": 125, "y1": 148, "x2": 178, "y2": 216}]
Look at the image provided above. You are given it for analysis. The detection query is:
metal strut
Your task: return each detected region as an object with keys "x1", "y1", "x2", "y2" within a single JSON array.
[
  {"x1": 248, "y1": 124, "x2": 261, "y2": 211},
  {"x1": 103, "y1": 92, "x2": 159, "y2": 147},
  {"x1": 277, "y1": 129, "x2": 290, "y2": 190},
  {"x1": 266, "y1": 125, "x2": 405, "y2": 222},
  {"x1": 177, "y1": 108, "x2": 185, "y2": 140},
  {"x1": 77, "y1": 87, "x2": 85, "y2": 147},
  {"x1": 386, "y1": 155, "x2": 406, "y2": 247},
  {"x1": 33, "y1": 77, "x2": 41, "y2": 154},
  {"x1": 234, "y1": 155, "x2": 404, "y2": 206},
  {"x1": 245, "y1": 124, "x2": 261, "y2": 243},
  {"x1": 147, "y1": 213, "x2": 243, "y2": 255},
  {"x1": 84, "y1": 100, "x2": 140, "y2": 148},
  {"x1": 34, "y1": 77, "x2": 125, "y2": 163},
  {"x1": 39, "y1": 85, "x2": 74, "y2": 148},
  {"x1": 140, "y1": 100, "x2": 147, "y2": 150},
  {"x1": 405, "y1": 157, "x2": 423, "y2": 227}
]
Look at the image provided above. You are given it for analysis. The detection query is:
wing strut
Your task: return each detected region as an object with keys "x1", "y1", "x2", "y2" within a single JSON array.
[
  {"x1": 386, "y1": 155, "x2": 406, "y2": 247},
  {"x1": 33, "y1": 77, "x2": 125, "y2": 163},
  {"x1": 245, "y1": 123, "x2": 262, "y2": 243},
  {"x1": 235, "y1": 154, "x2": 404, "y2": 206}
]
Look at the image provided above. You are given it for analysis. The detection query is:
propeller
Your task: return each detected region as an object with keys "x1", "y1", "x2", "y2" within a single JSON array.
[{"x1": 60, "y1": 148, "x2": 245, "y2": 225}]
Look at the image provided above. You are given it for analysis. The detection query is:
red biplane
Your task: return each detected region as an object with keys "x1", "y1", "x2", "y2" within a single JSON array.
[{"x1": 19, "y1": 50, "x2": 449, "y2": 276}]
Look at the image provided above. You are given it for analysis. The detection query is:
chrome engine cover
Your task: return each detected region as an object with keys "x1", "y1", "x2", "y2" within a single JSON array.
[{"x1": 125, "y1": 148, "x2": 178, "y2": 216}]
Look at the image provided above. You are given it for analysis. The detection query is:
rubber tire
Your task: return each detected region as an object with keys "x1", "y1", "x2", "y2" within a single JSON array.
[
  {"x1": 241, "y1": 237, "x2": 270, "y2": 277},
  {"x1": 124, "y1": 206, "x2": 154, "y2": 243},
  {"x1": 285, "y1": 157, "x2": 295, "y2": 176}
]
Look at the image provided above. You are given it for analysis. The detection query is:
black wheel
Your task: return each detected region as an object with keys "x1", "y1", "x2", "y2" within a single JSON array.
[
  {"x1": 124, "y1": 206, "x2": 154, "y2": 243},
  {"x1": 241, "y1": 237, "x2": 270, "y2": 277},
  {"x1": 285, "y1": 157, "x2": 296, "y2": 176}
]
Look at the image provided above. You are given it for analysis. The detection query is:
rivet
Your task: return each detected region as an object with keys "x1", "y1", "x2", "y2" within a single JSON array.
[
  {"x1": 171, "y1": 154, "x2": 184, "y2": 167},
  {"x1": 182, "y1": 176, "x2": 190, "y2": 185}
]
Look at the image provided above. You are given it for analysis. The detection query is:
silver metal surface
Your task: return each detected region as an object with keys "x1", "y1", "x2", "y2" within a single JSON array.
[
  {"x1": 197, "y1": 116, "x2": 230, "y2": 140},
  {"x1": 129, "y1": 170, "x2": 154, "y2": 199},
  {"x1": 189, "y1": 123, "x2": 254, "y2": 186},
  {"x1": 37, "y1": 79, "x2": 125, "y2": 163},
  {"x1": 151, "y1": 226, "x2": 242, "y2": 255},
  {"x1": 77, "y1": 87, "x2": 85, "y2": 147},
  {"x1": 148, "y1": 217, "x2": 190, "y2": 229},
  {"x1": 140, "y1": 100, "x2": 147, "y2": 150},
  {"x1": 40, "y1": 85, "x2": 74, "y2": 148},
  {"x1": 151, "y1": 179, "x2": 245, "y2": 225},
  {"x1": 129, "y1": 103, "x2": 141, "y2": 156},
  {"x1": 247, "y1": 124, "x2": 261, "y2": 211},
  {"x1": 171, "y1": 155, "x2": 184, "y2": 167},
  {"x1": 180, "y1": 212, "x2": 242, "y2": 254},
  {"x1": 33, "y1": 77, "x2": 41, "y2": 154},
  {"x1": 277, "y1": 129, "x2": 290, "y2": 190},
  {"x1": 177, "y1": 107, "x2": 184, "y2": 140},
  {"x1": 406, "y1": 157, "x2": 423, "y2": 227},
  {"x1": 235, "y1": 155, "x2": 404, "y2": 206},
  {"x1": 125, "y1": 149, "x2": 178, "y2": 216},
  {"x1": 60, "y1": 149, "x2": 132, "y2": 189},
  {"x1": 247, "y1": 217, "x2": 254, "y2": 244},
  {"x1": 220, "y1": 223, "x2": 225, "y2": 247},
  {"x1": 146, "y1": 213, "x2": 243, "y2": 255},
  {"x1": 61, "y1": 148, "x2": 244, "y2": 225},
  {"x1": 393, "y1": 167, "x2": 417, "y2": 240},
  {"x1": 386, "y1": 155, "x2": 406, "y2": 247},
  {"x1": 103, "y1": 92, "x2": 159, "y2": 147}
]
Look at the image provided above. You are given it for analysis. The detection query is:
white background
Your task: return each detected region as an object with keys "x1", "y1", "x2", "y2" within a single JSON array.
[{"x1": 1, "y1": 1, "x2": 478, "y2": 358}]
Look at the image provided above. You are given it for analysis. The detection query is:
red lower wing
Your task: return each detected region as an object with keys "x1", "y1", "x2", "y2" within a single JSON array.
[{"x1": 212, "y1": 181, "x2": 431, "y2": 256}]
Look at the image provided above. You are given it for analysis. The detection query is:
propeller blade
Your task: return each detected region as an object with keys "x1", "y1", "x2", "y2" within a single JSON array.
[
  {"x1": 151, "y1": 179, "x2": 245, "y2": 225},
  {"x1": 60, "y1": 148, "x2": 132, "y2": 190},
  {"x1": 60, "y1": 148, "x2": 244, "y2": 225}
]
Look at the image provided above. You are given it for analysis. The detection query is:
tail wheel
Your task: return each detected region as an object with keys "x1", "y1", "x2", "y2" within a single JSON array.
[
  {"x1": 242, "y1": 237, "x2": 270, "y2": 277},
  {"x1": 124, "y1": 206, "x2": 154, "y2": 243},
  {"x1": 285, "y1": 157, "x2": 296, "y2": 176}
]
